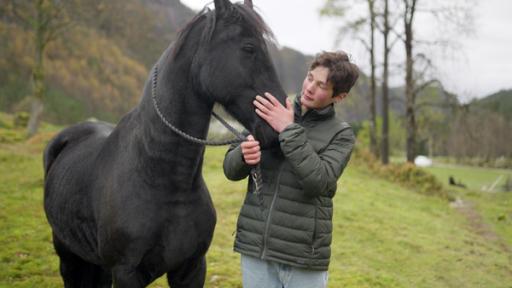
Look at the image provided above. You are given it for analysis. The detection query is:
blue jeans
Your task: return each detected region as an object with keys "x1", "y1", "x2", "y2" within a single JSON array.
[{"x1": 241, "y1": 254, "x2": 328, "y2": 288}]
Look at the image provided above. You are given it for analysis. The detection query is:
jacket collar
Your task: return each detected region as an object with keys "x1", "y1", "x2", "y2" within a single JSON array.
[{"x1": 293, "y1": 94, "x2": 335, "y2": 123}]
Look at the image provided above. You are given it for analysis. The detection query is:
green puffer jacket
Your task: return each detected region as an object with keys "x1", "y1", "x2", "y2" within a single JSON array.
[{"x1": 223, "y1": 96, "x2": 355, "y2": 271}]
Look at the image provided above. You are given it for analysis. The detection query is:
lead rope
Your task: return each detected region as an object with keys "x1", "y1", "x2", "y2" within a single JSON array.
[
  {"x1": 151, "y1": 65, "x2": 264, "y2": 202},
  {"x1": 210, "y1": 112, "x2": 263, "y2": 200}
]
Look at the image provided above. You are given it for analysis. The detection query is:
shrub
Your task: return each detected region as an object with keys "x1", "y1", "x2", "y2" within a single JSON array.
[
  {"x1": 0, "y1": 128, "x2": 24, "y2": 143},
  {"x1": 0, "y1": 112, "x2": 16, "y2": 128},
  {"x1": 494, "y1": 156, "x2": 509, "y2": 169},
  {"x1": 14, "y1": 112, "x2": 29, "y2": 128},
  {"x1": 353, "y1": 147, "x2": 448, "y2": 199}
]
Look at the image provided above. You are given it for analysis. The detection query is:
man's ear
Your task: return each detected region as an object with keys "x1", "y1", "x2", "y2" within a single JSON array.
[{"x1": 333, "y1": 92, "x2": 348, "y2": 104}]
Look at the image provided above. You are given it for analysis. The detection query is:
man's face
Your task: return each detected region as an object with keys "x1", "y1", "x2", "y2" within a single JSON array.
[{"x1": 301, "y1": 66, "x2": 335, "y2": 110}]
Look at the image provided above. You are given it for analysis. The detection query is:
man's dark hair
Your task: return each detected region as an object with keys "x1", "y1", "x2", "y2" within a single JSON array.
[{"x1": 310, "y1": 51, "x2": 359, "y2": 96}]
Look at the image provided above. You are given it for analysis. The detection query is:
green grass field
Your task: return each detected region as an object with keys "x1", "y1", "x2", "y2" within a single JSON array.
[
  {"x1": 425, "y1": 163, "x2": 512, "y2": 255},
  {"x1": 425, "y1": 164, "x2": 512, "y2": 192},
  {"x1": 0, "y1": 131, "x2": 511, "y2": 287}
]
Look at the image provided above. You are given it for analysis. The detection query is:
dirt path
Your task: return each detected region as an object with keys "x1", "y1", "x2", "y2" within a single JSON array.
[{"x1": 450, "y1": 198, "x2": 512, "y2": 259}]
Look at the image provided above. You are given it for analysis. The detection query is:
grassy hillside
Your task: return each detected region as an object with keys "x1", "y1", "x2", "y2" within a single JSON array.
[{"x1": 0, "y1": 123, "x2": 511, "y2": 287}]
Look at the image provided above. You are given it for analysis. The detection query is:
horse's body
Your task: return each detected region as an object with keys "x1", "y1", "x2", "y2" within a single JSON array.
[{"x1": 43, "y1": 1, "x2": 286, "y2": 287}]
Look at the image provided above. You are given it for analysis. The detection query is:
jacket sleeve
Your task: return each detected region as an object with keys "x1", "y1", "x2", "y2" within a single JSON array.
[
  {"x1": 223, "y1": 143, "x2": 252, "y2": 181},
  {"x1": 279, "y1": 123, "x2": 355, "y2": 198}
]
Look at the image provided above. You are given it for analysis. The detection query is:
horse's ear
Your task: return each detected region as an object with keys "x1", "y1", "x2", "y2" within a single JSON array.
[
  {"x1": 244, "y1": 0, "x2": 253, "y2": 9},
  {"x1": 214, "y1": 0, "x2": 232, "y2": 15}
]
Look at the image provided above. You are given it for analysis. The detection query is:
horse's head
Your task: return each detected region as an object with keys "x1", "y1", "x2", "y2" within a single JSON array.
[{"x1": 174, "y1": 0, "x2": 287, "y2": 148}]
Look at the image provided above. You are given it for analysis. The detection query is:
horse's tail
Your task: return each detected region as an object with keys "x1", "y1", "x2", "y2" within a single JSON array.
[
  {"x1": 43, "y1": 131, "x2": 68, "y2": 178},
  {"x1": 43, "y1": 121, "x2": 113, "y2": 177}
]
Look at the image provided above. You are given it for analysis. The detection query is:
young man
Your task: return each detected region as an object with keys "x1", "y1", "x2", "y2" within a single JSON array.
[{"x1": 223, "y1": 51, "x2": 359, "y2": 288}]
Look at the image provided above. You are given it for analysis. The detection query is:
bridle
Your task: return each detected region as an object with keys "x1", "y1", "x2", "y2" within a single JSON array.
[{"x1": 151, "y1": 65, "x2": 264, "y2": 200}]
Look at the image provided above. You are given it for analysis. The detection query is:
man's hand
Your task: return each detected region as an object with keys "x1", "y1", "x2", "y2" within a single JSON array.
[
  {"x1": 254, "y1": 92, "x2": 294, "y2": 133},
  {"x1": 241, "y1": 135, "x2": 261, "y2": 165}
]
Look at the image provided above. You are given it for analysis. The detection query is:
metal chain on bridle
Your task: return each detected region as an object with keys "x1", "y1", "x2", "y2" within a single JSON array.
[{"x1": 151, "y1": 65, "x2": 264, "y2": 200}]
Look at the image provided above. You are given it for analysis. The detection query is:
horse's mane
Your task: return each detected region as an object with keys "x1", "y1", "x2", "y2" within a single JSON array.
[{"x1": 172, "y1": 3, "x2": 276, "y2": 59}]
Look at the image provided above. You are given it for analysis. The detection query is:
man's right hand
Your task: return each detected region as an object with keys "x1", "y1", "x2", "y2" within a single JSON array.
[{"x1": 241, "y1": 135, "x2": 261, "y2": 165}]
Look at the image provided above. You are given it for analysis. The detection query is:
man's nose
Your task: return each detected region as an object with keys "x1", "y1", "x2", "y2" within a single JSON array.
[{"x1": 306, "y1": 81, "x2": 315, "y2": 92}]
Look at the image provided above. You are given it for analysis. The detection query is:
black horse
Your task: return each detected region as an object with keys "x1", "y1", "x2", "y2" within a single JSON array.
[{"x1": 43, "y1": 0, "x2": 286, "y2": 287}]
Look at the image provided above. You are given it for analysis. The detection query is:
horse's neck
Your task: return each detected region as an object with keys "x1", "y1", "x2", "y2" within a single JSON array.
[
  {"x1": 138, "y1": 95, "x2": 211, "y2": 151},
  {"x1": 128, "y1": 60, "x2": 212, "y2": 188}
]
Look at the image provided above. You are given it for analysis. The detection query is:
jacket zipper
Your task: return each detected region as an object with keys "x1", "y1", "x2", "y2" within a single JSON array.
[
  {"x1": 311, "y1": 205, "x2": 318, "y2": 256},
  {"x1": 260, "y1": 164, "x2": 284, "y2": 260}
]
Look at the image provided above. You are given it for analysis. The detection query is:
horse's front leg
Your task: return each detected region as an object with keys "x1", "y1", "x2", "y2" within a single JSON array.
[
  {"x1": 112, "y1": 265, "x2": 151, "y2": 288},
  {"x1": 166, "y1": 256, "x2": 207, "y2": 288}
]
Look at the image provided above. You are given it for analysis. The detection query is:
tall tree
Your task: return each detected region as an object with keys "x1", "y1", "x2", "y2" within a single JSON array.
[
  {"x1": 402, "y1": 0, "x2": 417, "y2": 162},
  {"x1": 321, "y1": 0, "x2": 379, "y2": 156},
  {"x1": 367, "y1": 0, "x2": 378, "y2": 157},
  {"x1": 322, "y1": 0, "x2": 404, "y2": 163},
  {"x1": 397, "y1": 0, "x2": 474, "y2": 162},
  {"x1": 380, "y1": 0, "x2": 391, "y2": 164},
  {"x1": 6, "y1": 0, "x2": 70, "y2": 137}
]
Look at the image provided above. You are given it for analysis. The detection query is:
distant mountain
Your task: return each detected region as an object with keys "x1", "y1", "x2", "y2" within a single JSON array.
[
  {"x1": 0, "y1": 0, "x2": 368, "y2": 125},
  {"x1": 7, "y1": 0, "x2": 492, "y2": 130},
  {"x1": 270, "y1": 46, "x2": 314, "y2": 94},
  {"x1": 0, "y1": 0, "x2": 324, "y2": 124},
  {"x1": 332, "y1": 79, "x2": 461, "y2": 124},
  {"x1": 138, "y1": 0, "x2": 196, "y2": 66},
  {"x1": 470, "y1": 89, "x2": 512, "y2": 122}
]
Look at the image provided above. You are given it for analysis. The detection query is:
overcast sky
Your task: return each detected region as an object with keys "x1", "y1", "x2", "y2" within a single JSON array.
[{"x1": 181, "y1": 0, "x2": 512, "y2": 101}]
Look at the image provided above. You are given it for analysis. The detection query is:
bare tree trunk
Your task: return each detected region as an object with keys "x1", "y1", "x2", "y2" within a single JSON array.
[
  {"x1": 26, "y1": 97, "x2": 44, "y2": 136},
  {"x1": 404, "y1": 0, "x2": 417, "y2": 163},
  {"x1": 27, "y1": 39, "x2": 45, "y2": 137},
  {"x1": 405, "y1": 52, "x2": 415, "y2": 162},
  {"x1": 428, "y1": 135, "x2": 434, "y2": 158},
  {"x1": 380, "y1": 0, "x2": 390, "y2": 164},
  {"x1": 10, "y1": 0, "x2": 69, "y2": 137},
  {"x1": 368, "y1": 0, "x2": 378, "y2": 157},
  {"x1": 26, "y1": 0, "x2": 46, "y2": 138}
]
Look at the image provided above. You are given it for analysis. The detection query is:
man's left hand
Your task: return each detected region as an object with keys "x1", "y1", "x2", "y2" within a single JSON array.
[{"x1": 254, "y1": 92, "x2": 294, "y2": 133}]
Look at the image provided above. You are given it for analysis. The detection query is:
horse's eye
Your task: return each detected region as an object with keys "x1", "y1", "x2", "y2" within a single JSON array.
[{"x1": 242, "y1": 44, "x2": 255, "y2": 54}]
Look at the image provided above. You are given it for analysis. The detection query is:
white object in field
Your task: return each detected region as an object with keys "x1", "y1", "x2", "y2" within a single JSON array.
[{"x1": 414, "y1": 155, "x2": 432, "y2": 167}]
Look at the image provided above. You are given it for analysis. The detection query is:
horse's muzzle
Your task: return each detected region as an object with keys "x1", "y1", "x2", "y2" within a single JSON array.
[{"x1": 253, "y1": 121, "x2": 280, "y2": 149}]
